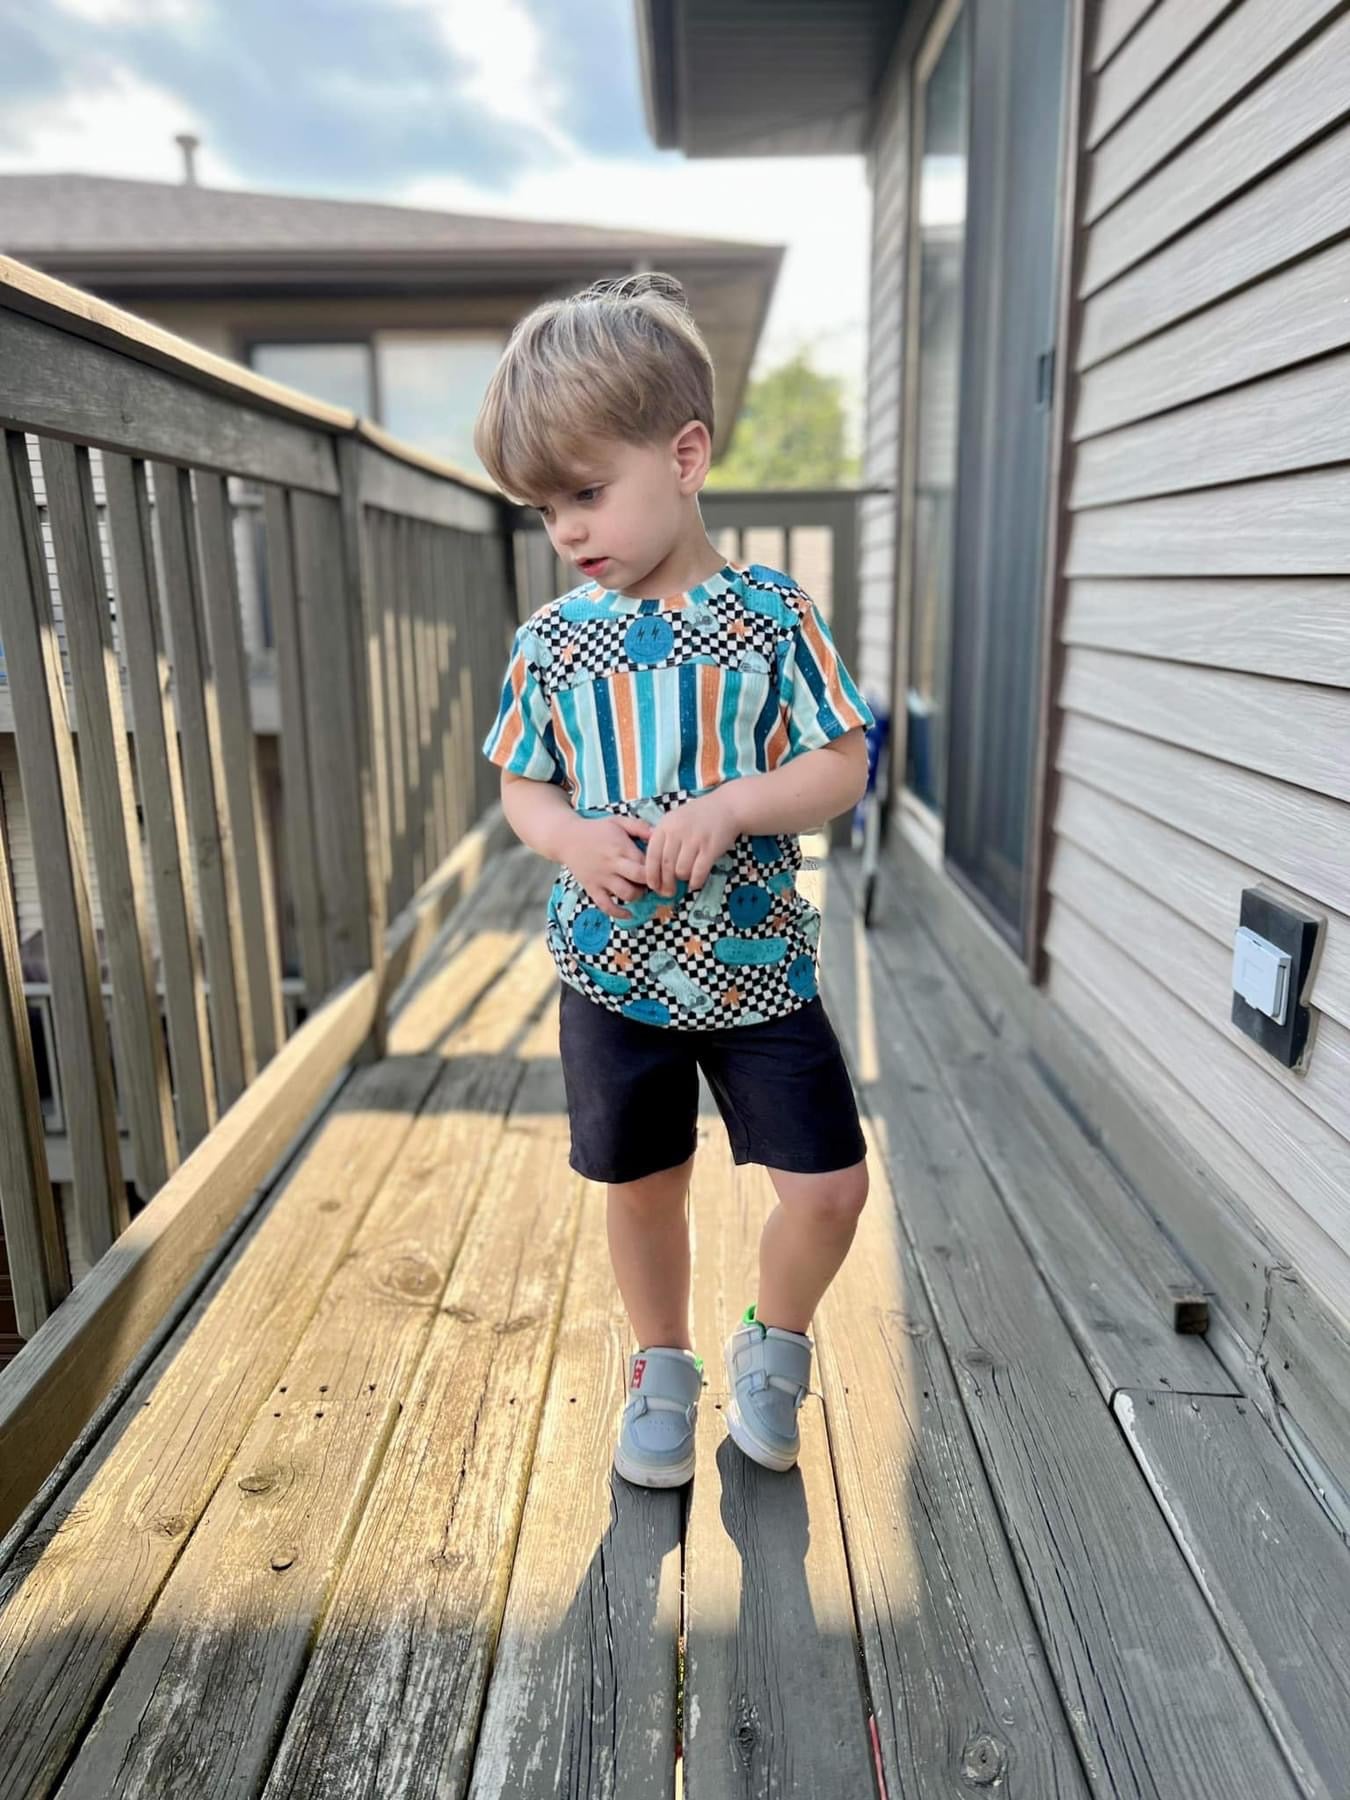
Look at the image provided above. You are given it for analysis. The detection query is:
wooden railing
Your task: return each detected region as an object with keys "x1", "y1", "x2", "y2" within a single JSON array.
[{"x1": 0, "y1": 255, "x2": 517, "y2": 1390}]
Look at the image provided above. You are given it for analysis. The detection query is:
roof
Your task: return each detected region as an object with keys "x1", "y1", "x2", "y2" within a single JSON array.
[
  {"x1": 0, "y1": 172, "x2": 782, "y2": 456},
  {"x1": 0, "y1": 170, "x2": 762, "y2": 272},
  {"x1": 636, "y1": 0, "x2": 906, "y2": 157}
]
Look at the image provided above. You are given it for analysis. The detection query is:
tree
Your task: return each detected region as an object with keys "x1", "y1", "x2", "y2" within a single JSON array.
[{"x1": 707, "y1": 350, "x2": 859, "y2": 490}]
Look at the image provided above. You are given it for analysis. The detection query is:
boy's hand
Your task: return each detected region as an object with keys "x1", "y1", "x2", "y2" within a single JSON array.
[
  {"x1": 561, "y1": 814, "x2": 652, "y2": 919},
  {"x1": 643, "y1": 789, "x2": 740, "y2": 895}
]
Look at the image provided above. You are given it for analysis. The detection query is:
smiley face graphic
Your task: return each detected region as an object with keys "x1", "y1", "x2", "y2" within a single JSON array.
[
  {"x1": 727, "y1": 883, "x2": 772, "y2": 929},
  {"x1": 624, "y1": 616, "x2": 675, "y2": 664},
  {"x1": 787, "y1": 954, "x2": 818, "y2": 999},
  {"x1": 572, "y1": 907, "x2": 612, "y2": 955}
]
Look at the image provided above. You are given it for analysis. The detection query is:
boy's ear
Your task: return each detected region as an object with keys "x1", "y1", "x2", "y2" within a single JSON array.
[{"x1": 672, "y1": 420, "x2": 713, "y2": 492}]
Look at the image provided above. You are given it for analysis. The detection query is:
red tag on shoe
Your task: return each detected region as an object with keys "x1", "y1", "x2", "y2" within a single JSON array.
[{"x1": 631, "y1": 1357, "x2": 647, "y2": 1390}]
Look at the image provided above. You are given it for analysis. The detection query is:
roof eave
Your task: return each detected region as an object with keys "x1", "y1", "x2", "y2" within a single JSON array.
[{"x1": 635, "y1": 0, "x2": 681, "y2": 149}]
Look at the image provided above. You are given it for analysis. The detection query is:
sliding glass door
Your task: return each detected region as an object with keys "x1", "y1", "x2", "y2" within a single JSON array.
[
  {"x1": 902, "y1": 0, "x2": 969, "y2": 819},
  {"x1": 945, "y1": 0, "x2": 1068, "y2": 940},
  {"x1": 896, "y1": 0, "x2": 1068, "y2": 946}
]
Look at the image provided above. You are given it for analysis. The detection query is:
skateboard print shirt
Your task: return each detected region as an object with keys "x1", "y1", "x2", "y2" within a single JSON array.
[{"x1": 482, "y1": 561, "x2": 874, "y2": 1029}]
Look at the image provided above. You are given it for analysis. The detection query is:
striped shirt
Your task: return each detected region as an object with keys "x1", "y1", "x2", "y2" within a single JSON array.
[{"x1": 483, "y1": 561, "x2": 874, "y2": 1029}]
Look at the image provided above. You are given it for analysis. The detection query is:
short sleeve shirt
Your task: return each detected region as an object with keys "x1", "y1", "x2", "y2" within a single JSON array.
[{"x1": 482, "y1": 560, "x2": 874, "y2": 1029}]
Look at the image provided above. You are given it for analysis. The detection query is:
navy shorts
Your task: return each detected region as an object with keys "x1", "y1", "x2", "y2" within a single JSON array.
[{"x1": 557, "y1": 982, "x2": 868, "y2": 1185}]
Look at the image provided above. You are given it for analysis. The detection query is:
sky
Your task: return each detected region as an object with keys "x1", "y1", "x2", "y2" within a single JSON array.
[{"x1": 0, "y1": 0, "x2": 871, "y2": 425}]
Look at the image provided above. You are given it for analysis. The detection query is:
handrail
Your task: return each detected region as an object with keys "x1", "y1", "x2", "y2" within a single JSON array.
[
  {"x1": 0, "y1": 253, "x2": 500, "y2": 497},
  {"x1": 0, "y1": 254, "x2": 519, "y2": 1387}
]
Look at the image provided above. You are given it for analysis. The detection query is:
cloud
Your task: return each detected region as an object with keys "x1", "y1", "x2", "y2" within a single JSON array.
[
  {"x1": 417, "y1": 0, "x2": 573, "y2": 155},
  {"x1": 0, "y1": 59, "x2": 236, "y2": 183},
  {"x1": 50, "y1": 0, "x2": 203, "y2": 23},
  {"x1": 0, "y1": 0, "x2": 869, "y2": 414}
]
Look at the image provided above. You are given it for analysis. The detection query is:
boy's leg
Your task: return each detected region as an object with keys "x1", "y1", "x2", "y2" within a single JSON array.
[
  {"x1": 756, "y1": 1159, "x2": 868, "y2": 1335},
  {"x1": 607, "y1": 1153, "x2": 696, "y2": 1351},
  {"x1": 558, "y1": 982, "x2": 700, "y2": 1350}
]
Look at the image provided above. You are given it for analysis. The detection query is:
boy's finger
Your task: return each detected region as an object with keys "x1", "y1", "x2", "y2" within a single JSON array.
[{"x1": 611, "y1": 816, "x2": 650, "y2": 840}]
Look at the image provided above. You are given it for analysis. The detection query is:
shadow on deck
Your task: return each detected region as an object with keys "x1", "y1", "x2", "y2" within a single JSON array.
[{"x1": 1, "y1": 842, "x2": 1347, "y2": 1799}]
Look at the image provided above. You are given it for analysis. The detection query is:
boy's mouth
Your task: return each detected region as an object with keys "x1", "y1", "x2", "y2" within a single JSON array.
[{"x1": 578, "y1": 555, "x2": 610, "y2": 577}]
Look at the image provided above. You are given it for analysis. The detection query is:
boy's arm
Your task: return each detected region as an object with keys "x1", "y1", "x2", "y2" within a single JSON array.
[
  {"x1": 640, "y1": 730, "x2": 868, "y2": 896},
  {"x1": 722, "y1": 729, "x2": 869, "y2": 837},
  {"x1": 499, "y1": 770, "x2": 582, "y2": 863}
]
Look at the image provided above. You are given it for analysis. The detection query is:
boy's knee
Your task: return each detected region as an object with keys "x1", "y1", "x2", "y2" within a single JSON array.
[{"x1": 794, "y1": 1161, "x2": 868, "y2": 1230}]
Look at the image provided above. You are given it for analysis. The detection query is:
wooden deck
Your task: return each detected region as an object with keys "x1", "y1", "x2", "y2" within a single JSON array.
[{"x1": 1, "y1": 840, "x2": 1348, "y2": 1799}]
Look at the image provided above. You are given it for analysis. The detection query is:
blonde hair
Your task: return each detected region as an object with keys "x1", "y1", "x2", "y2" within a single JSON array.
[{"x1": 473, "y1": 272, "x2": 715, "y2": 501}]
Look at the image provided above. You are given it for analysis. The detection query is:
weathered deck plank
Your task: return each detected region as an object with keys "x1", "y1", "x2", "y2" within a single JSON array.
[
  {"x1": 819, "y1": 868, "x2": 1302, "y2": 1799},
  {"x1": 470, "y1": 1036, "x2": 681, "y2": 1800},
  {"x1": 1116, "y1": 1390, "x2": 1350, "y2": 1800},
  {"x1": 815, "y1": 874, "x2": 1090, "y2": 1797},
  {"x1": 259, "y1": 1126, "x2": 583, "y2": 1800},
  {"x1": 834, "y1": 857, "x2": 1227, "y2": 1396},
  {"x1": 0, "y1": 1053, "x2": 446, "y2": 1800},
  {"x1": 48, "y1": 934, "x2": 560, "y2": 1797},
  {"x1": 683, "y1": 1129, "x2": 875, "y2": 1799}
]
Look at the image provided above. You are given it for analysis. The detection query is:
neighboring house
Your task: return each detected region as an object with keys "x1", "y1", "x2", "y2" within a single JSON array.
[
  {"x1": 0, "y1": 165, "x2": 781, "y2": 1186},
  {"x1": 0, "y1": 168, "x2": 777, "y2": 469},
  {"x1": 639, "y1": 3, "x2": 1350, "y2": 1420}
]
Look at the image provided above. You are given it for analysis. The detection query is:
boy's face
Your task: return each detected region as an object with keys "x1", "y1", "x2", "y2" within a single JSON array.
[{"x1": 531, "y1": 426, "x2": 708, "y2": 592}]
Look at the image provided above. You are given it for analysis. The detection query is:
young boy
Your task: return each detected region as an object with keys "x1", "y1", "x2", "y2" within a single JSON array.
[{"x1": 477, "y1": 272, "x2": 873, "y2": 1489}]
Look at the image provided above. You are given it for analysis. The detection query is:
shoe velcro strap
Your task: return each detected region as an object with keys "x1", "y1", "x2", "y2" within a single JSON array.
[
  {"x1": 761, "y1": 1336, "x2": 811, "y2": 1388},
  {"x1": 631, "y1": 1351, "x2": 701, "y2": 1409}
]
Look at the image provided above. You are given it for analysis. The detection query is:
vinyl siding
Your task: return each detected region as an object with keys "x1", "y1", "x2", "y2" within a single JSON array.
[
  {"x1": 1046, "y1": 0, "x2": 1350, "y2": 1324},
  {"x1": 856, "y1": 19, "x2": 914, "y2": 706}
]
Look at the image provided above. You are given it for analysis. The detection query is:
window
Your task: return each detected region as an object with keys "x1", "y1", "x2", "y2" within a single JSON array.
[
  {"x1": 375, "y1": 332, "x2": 505, "y2": 473},
  {"x1": 249, "y1": 342, "x2": 374, "y2": 415},
  {"x1": 248, "y1": 333, "x2": 505, "y2": 475}
]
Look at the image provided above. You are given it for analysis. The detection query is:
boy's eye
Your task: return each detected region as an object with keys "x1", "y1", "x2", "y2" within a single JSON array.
[{"x1": 576, "y1": 486, "x2": 602, "y2": 503}]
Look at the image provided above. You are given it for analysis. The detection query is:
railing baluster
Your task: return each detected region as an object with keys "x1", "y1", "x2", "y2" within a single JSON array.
[
  {"x1": 193, "y1": 471, "x2": 285, "y2": 1070},
  {"x1": 0, "y1": 430, "x2": 125, "y2": 1268},
  {"x1": 42, "y1": 438, "x2": 180, "y2": 1198},
  {"x1": 380, "y1": 511, "x2": 410, "y2": 918},
  {"x1": 103, "y1": 452, "x2": 217, "y2": 1153},
  {"x1": 410, "y1": 520, "x2": 433, "y2": 876},
  {"x1": 337, "y1": 438, "x2": 390, "y2": 1000},
  {"x1": 395, "y1": 515, "x2": 421, "y2": 899},
  {"x1": 422, "y1": 524, "x2": 444, "y2": 864},
  {"x1": 290, "y1": 489, "x2": 373, "y2": 989},
  {"x1": 464, "y1": 525, "x2": 489, "y2": 824},
  {"x1": 444, "y1": 525, "x2": 471, "y2": 849},
  {"x1": 152, "y1": 460, "x2": 252, "y2": 1107},
  {"x1": 0, "y1": 795, "x2": 68, "y2": 1333},
  {"x1": 261, "y1": 485, "x2": 330, "y2": 1011}
]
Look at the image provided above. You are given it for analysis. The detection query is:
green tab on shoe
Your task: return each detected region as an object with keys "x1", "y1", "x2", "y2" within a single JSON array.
[{"x1": 741, "y1": 1303, "x2": 765, "y2": 1335}]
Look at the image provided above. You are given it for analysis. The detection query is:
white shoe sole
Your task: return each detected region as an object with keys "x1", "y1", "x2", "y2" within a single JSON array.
[
  {"x1": 613, "y1": 1441, "x2": 696, "y2": 1488},
  {"x1": 723, "y1": 1345, "x2": 799, "y2": 1472}
]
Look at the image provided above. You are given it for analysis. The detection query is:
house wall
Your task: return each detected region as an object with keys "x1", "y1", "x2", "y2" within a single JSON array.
[
  {"x1": 859, "y1": 0, "x2": 1350, "y2": 1332},
  {"x1": 128, "y1": 264, "x2": 770, "y2": 463},
  {"x1": 1043, "y1": 1, "x2": 1350, "y2": 1327}
]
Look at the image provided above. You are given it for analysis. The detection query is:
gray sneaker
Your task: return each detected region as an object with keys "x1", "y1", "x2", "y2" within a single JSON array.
[
  {"x1": 724, "y1": 1305, "x2": 813, "y2": 1472},
  {"x1": 613, "y1": 1346, "x2": 703, "y2": 1488}
]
